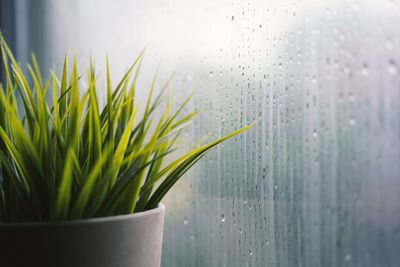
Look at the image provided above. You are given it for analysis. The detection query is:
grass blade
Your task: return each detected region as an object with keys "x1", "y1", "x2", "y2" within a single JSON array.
[{"x1": 54, "y1": 149, "x2": 74, "y2": 220}]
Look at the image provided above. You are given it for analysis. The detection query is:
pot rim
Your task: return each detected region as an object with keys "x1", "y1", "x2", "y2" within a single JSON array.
[{"x1": 0, "y1": 203, "x2": 165, "y2": 226}]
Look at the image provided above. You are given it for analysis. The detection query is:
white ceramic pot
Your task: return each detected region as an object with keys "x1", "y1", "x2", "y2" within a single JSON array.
[{"x1": 0, "y1": 203, "x2": 165, "y2": 267}]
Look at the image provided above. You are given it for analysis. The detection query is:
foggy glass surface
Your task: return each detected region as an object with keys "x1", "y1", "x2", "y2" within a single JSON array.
[{"x1": 12, "y1": 0, "x2": 400, "y2": 266}]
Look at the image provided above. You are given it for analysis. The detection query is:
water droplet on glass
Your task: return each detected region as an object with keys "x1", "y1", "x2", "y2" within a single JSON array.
[
  {"x1": 345, "y1": 254, "x2": 352, "y2": 261},
  {"x1": 338, "y1": 92, "x2": 344, "y2": 102},
  {"x1": 209, "y1": 71, "x2": 214, "y2": 77},
  {"x1": 361, "y1": 64, "x2": 369, "y2": 76},
  {"x1": 221, "y1": 214, "x2": 225, "y2": 222},
  {"x1": 249, "y1": 249, "x2": 253, "y2": 256},
  {"x1": 386, "y1": 39, "x2": 394, "y2": 50},
  {"x1": 312, "y1": 76, "x2": 317, "y2": 83},
  {"x1": 388, "y1": 60, "x2": 398, "y2": 75},
  {"x1": 349, "y1": 118, "x2": 356, "y2": 125},
  {"x1": 184, "y1": 218, "x2": 188, "y2": 225},
  {"x1": 348, "y1": 92, "x2": 354, "y2": 102},
  {"x1": 313, "y1": 130, "x2": 318, "y2": 137},
  {"x1": 231, "y1": 16, "x2": 234, "y2": 21}
]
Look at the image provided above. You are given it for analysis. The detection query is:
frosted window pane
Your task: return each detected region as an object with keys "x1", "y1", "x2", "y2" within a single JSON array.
[{"x1": 14, "y1": 0, "x2": 400, "y2": 266}]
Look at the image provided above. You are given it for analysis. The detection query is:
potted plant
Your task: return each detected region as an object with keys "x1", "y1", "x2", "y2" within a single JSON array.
[{"x1": 0, "y1": 34, "x2": 254, "y2": 267}]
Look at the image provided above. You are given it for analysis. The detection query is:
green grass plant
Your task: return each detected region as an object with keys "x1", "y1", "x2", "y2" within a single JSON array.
[{"x1": 0, "y1": 34, "x2": 254, "y2": 222}]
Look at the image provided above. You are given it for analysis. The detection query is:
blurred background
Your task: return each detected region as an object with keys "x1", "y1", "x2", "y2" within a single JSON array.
[{"x1": 1, "y1": 0, "x2": 400, "y2": 266}]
